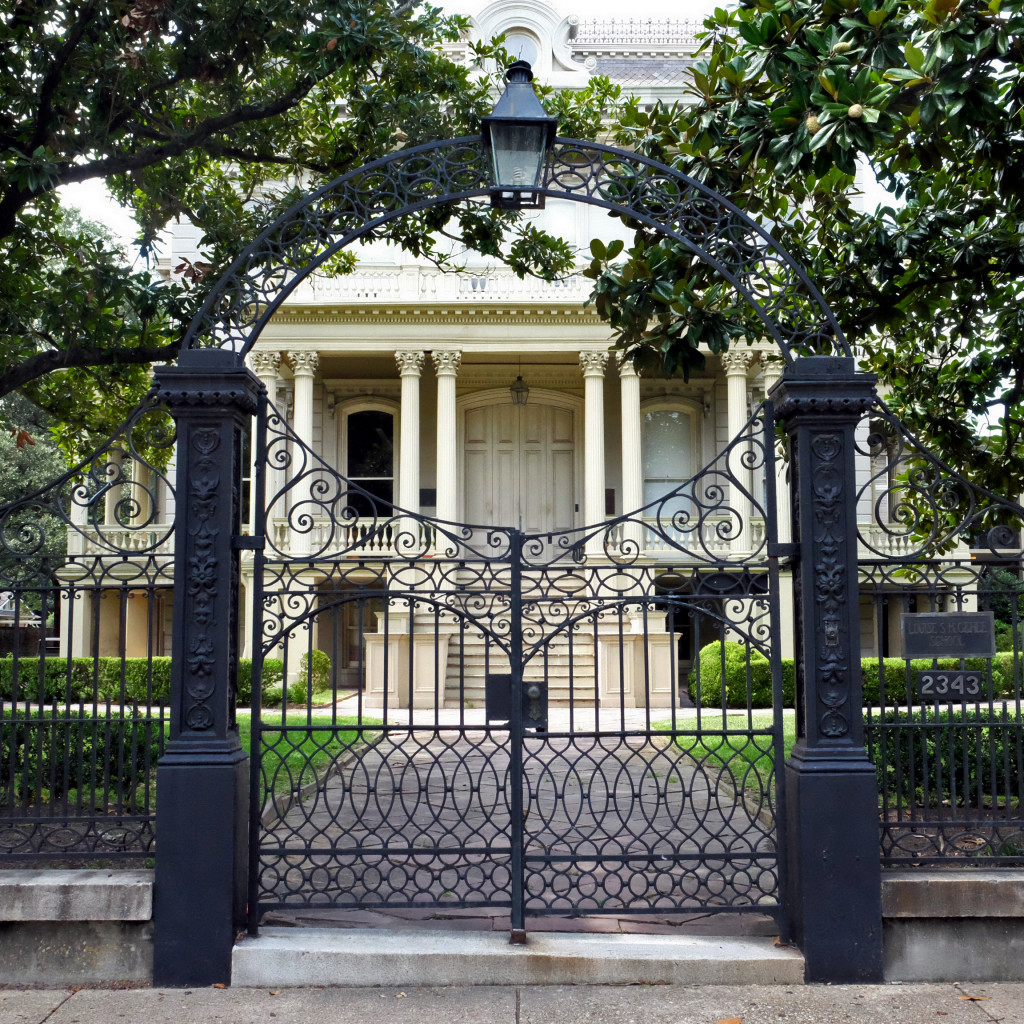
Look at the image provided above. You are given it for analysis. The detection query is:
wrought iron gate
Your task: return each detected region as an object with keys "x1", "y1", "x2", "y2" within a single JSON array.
[{"x1": 247, "y1": 398, "x2": 788, "y2": 935}]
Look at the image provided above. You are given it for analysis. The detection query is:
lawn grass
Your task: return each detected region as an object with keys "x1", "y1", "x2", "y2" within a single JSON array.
[
  {"x1": 655, "y1": 711, "x2": 796, "y2": 785},
  {"x1": 237, "y1": 712, "x2": 382, "y2": 797}
]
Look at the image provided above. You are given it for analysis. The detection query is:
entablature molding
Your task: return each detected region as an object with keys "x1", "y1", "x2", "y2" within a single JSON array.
[{"x1": 266, "y1": 306, "x2": 601, "y2": 325}]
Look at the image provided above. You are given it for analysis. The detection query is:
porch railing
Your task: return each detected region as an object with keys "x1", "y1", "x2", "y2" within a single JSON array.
[{"x1": 249, "y1": 516, "x2": 974, "y2": 565}]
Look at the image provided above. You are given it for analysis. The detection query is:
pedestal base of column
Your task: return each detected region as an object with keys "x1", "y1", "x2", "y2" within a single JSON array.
[
  {"x1": 412, "y1": 631, "x2": 452, "y2": 709},
  {"x1": 784, "y1": 751, "x2": 883, "y2": 983},
  {"x1": 153, "y1": 748, "x2": 248, "y2": 986},
  {"x1": 595, "y1": 612, "x2": 675, "y2": 709},
  {"x1": 364, "y1": 633, "x2": 409, "y2": 709}
]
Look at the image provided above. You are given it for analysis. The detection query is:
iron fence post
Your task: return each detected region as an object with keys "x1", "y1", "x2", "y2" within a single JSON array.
[
  {"x1": 508, "y1": 527, "x2": 527, "y2": 943},
  {"x1": 152, "y1": 350, "x2": 262, "y2": 986},
  {"x1": 772, "y1": 355, "x2": 883, "y2": 983}
]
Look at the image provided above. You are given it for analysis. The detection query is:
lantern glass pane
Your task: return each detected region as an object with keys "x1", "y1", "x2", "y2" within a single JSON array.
[{"x1": 489, "y1": 124, "x2": 546, "y2": 189}]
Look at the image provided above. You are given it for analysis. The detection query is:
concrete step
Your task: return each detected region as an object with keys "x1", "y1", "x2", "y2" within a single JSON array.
[
  {"x1": 443, "y1": 634, "x2": 596, "y2": 704},
  {"x1": 232, "y1": 927, "x2": 804, "y2": 987}
]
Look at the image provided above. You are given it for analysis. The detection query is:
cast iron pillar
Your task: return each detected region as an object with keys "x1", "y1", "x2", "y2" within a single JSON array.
[
  {"x1": 152, "y1": 350, "x2": 261, "y2": 986},
  {"x1": 772, "y1": 356, "x2": 883, "y2": 983}
]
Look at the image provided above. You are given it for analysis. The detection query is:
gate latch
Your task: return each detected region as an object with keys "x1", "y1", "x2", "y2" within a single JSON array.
[
  {"x1": 523, "y1": 680, "x2": 547, "y2": 732},
  {"x1": 485, "y1": 673, "x2": 548, "y2": 732}
]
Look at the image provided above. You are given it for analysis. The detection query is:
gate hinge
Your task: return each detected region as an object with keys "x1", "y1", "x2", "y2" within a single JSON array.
[
  {"x1": 769, "y1": 542, "x2": 798, "y2": 562},
  {"x1": 233, "y1": 534, "x2": 265, "y2": 551}
]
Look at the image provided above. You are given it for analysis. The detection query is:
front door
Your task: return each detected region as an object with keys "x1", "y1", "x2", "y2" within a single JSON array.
[{"x1": 463, "y1": 397, "x2": 576, "y2": 532}]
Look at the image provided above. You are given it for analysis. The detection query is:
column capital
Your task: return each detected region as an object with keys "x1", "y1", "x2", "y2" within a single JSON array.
[
  {"x1": 289, "y1": 350, "x2": 320, "y2": 377},
  {"x1": 396, "y1": 350, "x2": 426, "y2": 376},
  {"x1": 721, "y1": 348, "x2": 754, "y2": 376},
  {"x1": 249, "y1": 350, "x2": 282, "y2": 378},
  {"x1": 433, "y1": 349, "x2": 462, "y2": 376},
  {"x1": 579, "y1": 350, "x2": 609, "y2": 377},
  {"x1": 616, "y1": 352, "x2": 639, "y2": 378}
]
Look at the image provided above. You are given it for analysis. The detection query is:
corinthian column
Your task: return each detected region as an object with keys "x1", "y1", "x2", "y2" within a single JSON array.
[
  {"x1": 761, "y1": 360, "x2": 790, "y2": 544},
  {"x1": 433, "y1": 350, "x2": 461, "y2": 525},
  {"x1": 762, "y1": 358, "x2": 795, "y2": 660},
  {"x1": 618, "y1": 354, "x2": 643, "y2": 551},
  {"x1": 288, "y1": 350, "x2": 319, "y2": 556},
  {"x1": 580, "y1": 350, "x2": 609, "y2": 555},
  {"x1": 249, "y1": 351, "x2": 282, "y2": 531},
  {"x1": 722, "y1": 348, "x2": 753, "y2": 553},
  {"x1": 396, "y1": 351, "x2": 425, "y2": 550}
]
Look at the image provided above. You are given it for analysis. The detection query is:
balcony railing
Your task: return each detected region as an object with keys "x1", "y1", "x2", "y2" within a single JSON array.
[
  {"x1": 67, "y1": 524, "x2": 175, "y2": 558},
  {"x1": 63, "y1": 517, "x2": 982, "y2": 566},
  {"x1": 290, "y1": 266, "x2": 591, "y2": 305}
]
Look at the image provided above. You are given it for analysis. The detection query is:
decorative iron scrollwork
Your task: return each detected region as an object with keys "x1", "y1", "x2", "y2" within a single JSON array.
[{"x1": 0, "y1": 394, "x2": 175, "y2": 591}]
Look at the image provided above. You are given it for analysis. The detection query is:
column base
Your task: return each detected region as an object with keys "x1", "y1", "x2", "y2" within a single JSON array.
[
  {"x1": 153, "y1": 747, "x2": 248, "y2": 986},
  {"x1": 785, "y1": 751, "x2": 883, "y2": 983}
]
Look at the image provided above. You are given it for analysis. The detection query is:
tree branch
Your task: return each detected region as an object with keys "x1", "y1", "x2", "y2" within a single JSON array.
[
  {"x1": 0, "y1": 340, "x2": 183, "y2": 400},
  {"x1": 32, "y1": 1, "x2": 101, "y2": 151},
  {"x1": 54, "y1": 78, "x2": 320, "y2": 188}
]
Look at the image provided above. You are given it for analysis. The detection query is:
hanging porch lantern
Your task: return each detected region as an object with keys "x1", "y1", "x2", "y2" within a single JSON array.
[
  {"x1": 481, "y1": 61, "x2": 558, "y2": 210},
  {"x1": 510, "y1": 375, "x2": 530, "y2": 406}
]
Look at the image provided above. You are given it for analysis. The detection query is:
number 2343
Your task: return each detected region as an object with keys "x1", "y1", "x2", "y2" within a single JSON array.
[{"x1": 917, "y1": 671, "x2": 983, "y2": 698}]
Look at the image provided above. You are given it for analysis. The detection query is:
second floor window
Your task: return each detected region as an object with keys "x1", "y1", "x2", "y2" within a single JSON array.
[{"x1": 346, "y1": 410, "x2": 394, "y2": 516}]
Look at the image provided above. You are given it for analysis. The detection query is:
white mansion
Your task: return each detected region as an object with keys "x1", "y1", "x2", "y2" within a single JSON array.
[{"x1": 61, "y1": 0, "x2": 949, "y2": 703}]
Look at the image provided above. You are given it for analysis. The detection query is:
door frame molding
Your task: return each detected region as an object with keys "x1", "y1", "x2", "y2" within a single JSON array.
[{"x1": 457, "y1": 387, "x2": 584, "y2": 527}]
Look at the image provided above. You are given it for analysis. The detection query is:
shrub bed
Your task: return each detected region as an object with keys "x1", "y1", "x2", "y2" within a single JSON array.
[
  {"x1": 865, "y1": 708, "x2": 1024, "y2": 805},
  {"x1": 0, "y1": 656, "x2": 285, "y2": 708},
  {"x1": 0, "y1": 708, "x2": 164, "y2": 809},
  {"x1": 236, "y1": 658, "x2": 285, "y2": 707},
  {"x1": 687, "y1": 641, "x2": 795, "y2": 708},
  {"x1": 689, "y1": 641, "x2": 1019, "y2": 709}
]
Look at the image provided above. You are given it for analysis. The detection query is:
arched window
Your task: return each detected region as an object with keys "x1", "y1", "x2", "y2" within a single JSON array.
[
  {"x1": 642, "y1": 402, "x2": 699, "y2": 517},
  {"x1": 340, "y1": 402, "x2": 399, "y2": 517},
  {"x1": 504, "y1": 30, "x2": 540, "y2": 66}
]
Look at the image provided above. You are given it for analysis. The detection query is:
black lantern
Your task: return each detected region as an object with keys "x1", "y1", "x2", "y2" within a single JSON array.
[
  {"x1": 481, "y1": 61, "x2": 558, "y2": 210},
  {"x1": 510, "y1": 375, "x2": 530, "y2": 406}
]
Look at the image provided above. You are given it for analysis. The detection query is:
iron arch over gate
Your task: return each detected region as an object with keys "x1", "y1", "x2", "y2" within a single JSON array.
[
  {"x1": 179, "y1": 136, "x2": 849, "y2": 362},
  {"x1": 146, "y1": 122, "x2": 892, "y2": 986}
]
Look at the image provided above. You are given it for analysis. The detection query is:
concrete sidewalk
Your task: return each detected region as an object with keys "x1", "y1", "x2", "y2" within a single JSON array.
[{"x1": 5, "y1": 982, "x2": 1024, "y2": 1024}]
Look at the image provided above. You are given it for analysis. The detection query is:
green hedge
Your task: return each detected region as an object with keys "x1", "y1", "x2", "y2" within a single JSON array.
[
  {"x1": 237, "y1": 658, "x2": 284, "y2": 707},
  {"x1": 688, "y1": 641, "x2": 795, "y2": 708},
  {"x1": 865, "y1": 708, "x2": 1024, "y2": 806},
  {"x1": 689, "y1": 641, "x2": 1019, "y2": 709},
  {"x1": 0, "y1": 656, "x2": 285, "y2": 708},
  {"x1": 0, "y1": 709, "x2": 164, "y2": 809},
  {"x1": 0, "y1": 657, "x2": 172, "y2": 704},
  {"x1": 860, "y1": 654, "x2": 1016, "y2": 705}
]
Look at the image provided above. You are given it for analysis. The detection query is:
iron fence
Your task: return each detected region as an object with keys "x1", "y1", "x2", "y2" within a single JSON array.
[
  {"x1": 857, "y1": 400, "x2": 1024, "y2": 866},
  {"x1": 0, "y1": 397, "x2": 174, "y2": 860}
]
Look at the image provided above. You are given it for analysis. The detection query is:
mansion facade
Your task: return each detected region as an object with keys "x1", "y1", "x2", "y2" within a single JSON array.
[{"x1": 60, "y1": 0, "x2": 955, "y2": 704}]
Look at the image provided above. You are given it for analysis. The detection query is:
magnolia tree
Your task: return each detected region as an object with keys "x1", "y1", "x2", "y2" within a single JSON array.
[
  {"x1": 1, "y1": 1, "x2": 616, "y2": 461},
  {"x1": 586, "y1": 0, "x2": 1024, "y2": 496}
]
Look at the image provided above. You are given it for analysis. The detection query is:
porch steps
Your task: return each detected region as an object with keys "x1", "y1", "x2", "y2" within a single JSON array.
[
  {"x1": 442, "y1": 630, "x2": 596, "y2": 707},
  {"x1": 231, "y1": 927, "x2": 805, "y2": 987}
]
